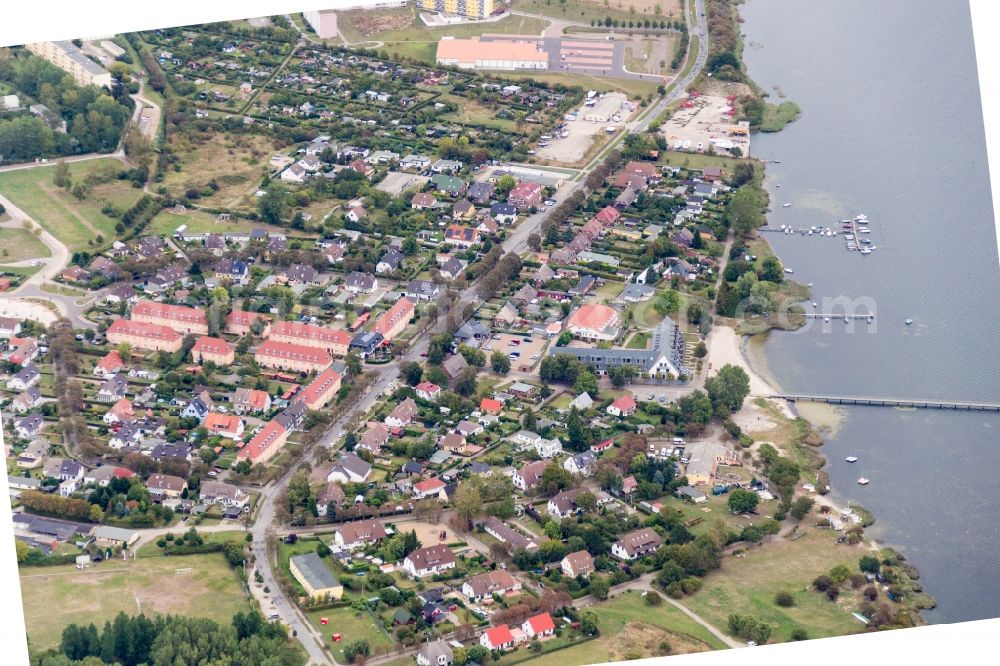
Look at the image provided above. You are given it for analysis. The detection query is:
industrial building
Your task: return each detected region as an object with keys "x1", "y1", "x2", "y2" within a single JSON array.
[{"x1": 436, "y1": 37, "x2": 547, "y2": 71}]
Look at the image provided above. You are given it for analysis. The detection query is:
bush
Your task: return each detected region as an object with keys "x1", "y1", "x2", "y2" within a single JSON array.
[
  {"x1": 826, "y1": 586, "x2": 840, "y2": 601},
  {"x1": 643, "y1": 590, "x2": 663, "y2": 606},
  {"x1": 828, "y1": 564, "x2": 851, "y2": 584},
  {"x1": 863, "y1": 585, "x2": 879, "y2": 601},
  {"x1": 790, "y1": 627, "x2": 809, "y2": 641},
  {"x1": 774, "y1": 591, "x2": 794, "y2": 607},
  {"x1": 812, "y1": 575, "x2": 832, "y2": 592}
]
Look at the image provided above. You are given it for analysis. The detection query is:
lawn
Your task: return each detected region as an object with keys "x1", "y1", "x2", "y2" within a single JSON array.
[
  {"x1": 19, "y1": 552, "x2": 251, "y2": 651},
  {"x1": 626, "y1": 331, "x2": 650, "y2": 349},
  {"x1": 658, "y1": 149, "x2": 748, "y2": 172},
  {"x1": 0, "y1": 158, "x2": 144, "y2": 252},
  {"x1": 0, "y1": 226, "x2": 50, "y2": 263},
  {"x1": 684, "y1": 529, "x2": 870, "y2": 643},
  {"x1": 305, "y1": 605, "x2": 395, "y2": 661}
]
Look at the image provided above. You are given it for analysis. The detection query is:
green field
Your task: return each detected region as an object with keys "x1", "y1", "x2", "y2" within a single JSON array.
[
  {"x1": 512, "y1": 0, "x2": 683, "y2": 25},
  {"x1": 149, "y1": 208, "x2": 293, "y2": 238},
  {"x1": 516, "y1": 590, "x2": 727, "y2": 665},
  {"x1": 0, "y1": 158, "x2": 144, "y2": 252},
  {"x1": 305, "y1": 605, "x2": 395, "y2": 662},
  {"x1": 684, "y1": 529, "x2": 869, "y2": 643},
  {"x1": 19, "y1": 552, "x2": 252, "y2": 650},
  {"x1": 503, "y1": 70, "x2": 661, "y2": 100},
  {"x1": 0, "y1": 226, "x2": 51, "y2": 264}
]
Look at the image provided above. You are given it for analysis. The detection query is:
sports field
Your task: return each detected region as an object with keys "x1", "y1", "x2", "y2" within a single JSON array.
[{"x1": 19, "y1": 552, "x2": 251, "y2": 650}]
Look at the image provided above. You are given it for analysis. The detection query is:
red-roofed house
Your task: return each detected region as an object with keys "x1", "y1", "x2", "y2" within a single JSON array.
[
  {"x1": 481, "y1": 625, "x2": 515, "y2": 652},
  {"x1": 412, "y1": 477, "x2": 447, "y2": 500},
  {"x1": 296, "y1": 368, "x2": 342, "y2": 410},
  {"x1": 444, "y1": 225, "x2": 480, "y2": 248},
  {"x1": 566, "y1": 304, "x2": 621, "y2": 341},
  {"x1": 415, "y1": 382, "x2": 441, "y2": 402},
  {"x1": 591, "y1": 439, "x2": 614, "y2": 453},
  {"x1": 132, "y1": 300, "x2": 208, "y2": 335},
  {"x1": 191, "y1": 336, "x2": 235, "y2": 365},
  {"x1": 102, "y1": 397, "x2": 134, "y2": 425},
  {"x1": 255, "y1": 340, "x2": 332, "y2": 373},
  {"x1": 226, "y1": 309, "x2": 272, "y2": 337},
  {"x1": 594, "y1": 206, "x2": 621, "y2": 227},
  {"x1": 204, "y1": 412, "x2": 245, "y2": 440},
  {"x1": 93, "y1": 350, "x2": 126, "y2": 378},
  {"x1": 237, "y1": 420, "x2": 288, "y2": 464},
  {"x1": 521, "y1": 613, "x2": 555, "y2": 640},
  {"x1": 607, "y1": 395, "x2": 637, "y2": 417},
  {"x1": 622, "y1": 475, "x2": 638, "y2": 496},
  {"x1": 234, "y1": 387, "x2": 271, "y2": 414},
  {"x1": 507, "y1": 181, "x2": 543, "y2": 210},
  {"x1": 374, "y1": 298, "x2": 415, "y2": 342},
  {"x1": 480, "y1": 398, "x2": 502, "y2": 415}
]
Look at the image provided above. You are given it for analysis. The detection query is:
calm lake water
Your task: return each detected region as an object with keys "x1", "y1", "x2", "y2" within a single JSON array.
[{"x1": 740, "y1": 0, "x2": 1000, "y2": 623}]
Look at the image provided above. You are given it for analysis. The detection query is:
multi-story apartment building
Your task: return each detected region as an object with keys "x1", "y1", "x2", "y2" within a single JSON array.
[
  {"x1": 254, "y1": 340, "x2": 332, "y2": 374},
  {"x1": 106, "y1": 319, "x2": 182, "y2": 353},
  {"x1": 418, "y1": 0, "x2": 496, "y2": 20},
  {"x1": 25, "y1": 41, "x2": 113, "y2": 88},
  {"x1": 374, "y1": 298, "x2": 415, "y2": 343},
  {"x1": 131, "y1": 300, "x2": 208, "y2": 335},
  {"x1": 269, "y1": 321, "x2": 351, "y2": 356}
]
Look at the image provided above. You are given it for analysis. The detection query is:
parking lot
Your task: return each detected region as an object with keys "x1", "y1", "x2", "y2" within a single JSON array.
[
  {"x1": 537, "y1": 92, "x2": 633, "y2": 164},
  {"x1": 482, "y1": 332, "x2": 549, "y2": 372},
  {"x1": 376, "y1": 170, "x2": 428, "y2": 196}
]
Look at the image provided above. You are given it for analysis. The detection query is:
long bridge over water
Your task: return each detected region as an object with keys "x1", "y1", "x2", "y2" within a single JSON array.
[{"x1": 773, "y1": 394, "x2": 1000, "y2": 412}]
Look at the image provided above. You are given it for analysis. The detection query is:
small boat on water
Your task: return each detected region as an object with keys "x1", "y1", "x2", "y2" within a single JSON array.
[
  {"x1": 783, "y1": 203, "x2": 791, "y2": 208},
  {"x1": 855, "y1": 213, "x2": 868, "y2": 220},
  {"x1": 844, "y1": 316, "x2": 849, "y2": 323},
  {"x1": 845, "y1": 456, "x2": 858, "y2": 463},
  {"x1": 784, "y1": 268, "x2": 794, "y2": 274},
  {"x1": 905, "y1": 318, "x2": 913, "y2": 325},
  {"x1": 824, "y1": 317, "x2": 830, "y2": 323},
  {"x1": 807, "y1": 282, "x2": 814, "y2": 287},
  {"x1": 812, "y1": 302, "x2": 817, "y2": 308},
  {"x1": 857, "y1": 477, "x2": 870, "y2": 486},
  {"x1": 860, "y1": 248, "x2": 872, "y2": 255}
]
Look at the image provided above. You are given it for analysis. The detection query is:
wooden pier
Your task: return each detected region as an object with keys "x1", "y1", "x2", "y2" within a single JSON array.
[
  {"x1": 773, "y1": 394, "x2": 1000, "y2": 412},
  {"x1": 800, "y1": 314, "x2": 875, "y2": 320}
]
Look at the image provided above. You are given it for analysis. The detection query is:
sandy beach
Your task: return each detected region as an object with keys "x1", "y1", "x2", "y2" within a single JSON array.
[{"x1": 704, "y1": 325, "x2": 794, "y2": 417}]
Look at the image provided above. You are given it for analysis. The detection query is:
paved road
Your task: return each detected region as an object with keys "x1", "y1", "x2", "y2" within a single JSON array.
[{"x1": 0, "y1": 195, "x2": 102, "y2": 327}]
